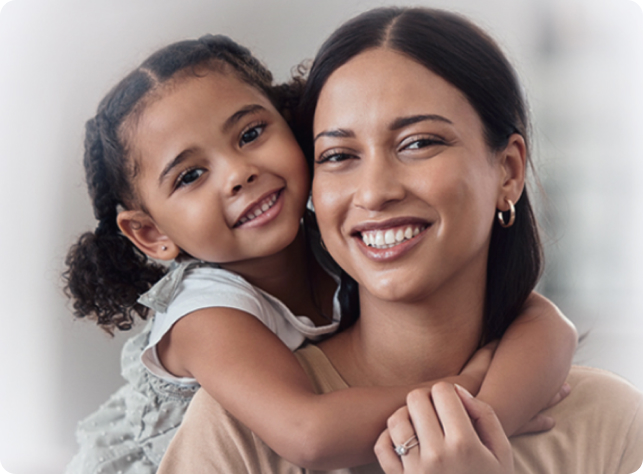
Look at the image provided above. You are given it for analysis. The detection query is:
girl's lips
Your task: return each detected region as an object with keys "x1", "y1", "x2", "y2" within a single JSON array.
[{"x1": 234, "y1": 188, "x2": 284, "y2": 228}]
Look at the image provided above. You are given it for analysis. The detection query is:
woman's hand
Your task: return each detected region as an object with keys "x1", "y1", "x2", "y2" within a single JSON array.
[{"x1": 374, "y1": 383, "x2": 514, "y2": 474}]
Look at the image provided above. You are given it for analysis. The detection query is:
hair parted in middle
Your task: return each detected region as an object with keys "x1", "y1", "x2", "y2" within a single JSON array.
[
  {"x1": 296, "y1": 7, "x2": 543, "y2": 341},
  {"x1": 64, "y1": 34, "x2": 296, "y2": 334}
]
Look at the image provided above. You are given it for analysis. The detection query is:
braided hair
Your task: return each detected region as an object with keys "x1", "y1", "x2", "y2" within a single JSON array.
[{"x1": 64, "y1": 35, "x2": 281, "y2": 334}]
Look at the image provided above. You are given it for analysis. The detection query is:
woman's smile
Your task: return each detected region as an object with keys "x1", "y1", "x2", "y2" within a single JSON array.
[
  {"x1": 351, "y1": 219, "x2": 431, "y2": 261},
  {"x1": 312, "y1": 48, "x2": 503, "y2": 302}
]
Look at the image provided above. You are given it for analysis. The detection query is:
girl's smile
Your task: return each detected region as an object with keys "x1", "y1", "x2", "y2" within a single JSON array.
[
  {"x1": 233, "y1": 188, "x2": 284, "y2": 228},
  {"x1": 119, "y1": 69, "x2": 310, "y2": 266}
]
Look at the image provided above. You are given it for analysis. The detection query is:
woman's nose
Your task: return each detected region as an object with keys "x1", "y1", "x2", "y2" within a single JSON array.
[
  {"x1": 353, "y1": 153, "x2": 406, "y2": 210},
  {"x1": 225, "y1": 159, "x2": 260, "y2": 196}
]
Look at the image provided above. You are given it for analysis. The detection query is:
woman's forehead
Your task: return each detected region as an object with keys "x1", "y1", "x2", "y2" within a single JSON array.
[{"x1": 314, "y1": 48, "x2": 480, "y2": 135}]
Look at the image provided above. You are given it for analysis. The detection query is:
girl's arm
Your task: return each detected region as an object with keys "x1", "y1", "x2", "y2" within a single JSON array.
[
  {"x1": 159, "y1": 307, "x2": 491, "y2": 470},
  {"x1": 475, "y1": 292, "x2": 578, "y2": 436}
]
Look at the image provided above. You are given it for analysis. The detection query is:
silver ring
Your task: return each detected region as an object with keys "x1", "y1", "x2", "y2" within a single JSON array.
[{"x1": 394, "y1": 435, "x2": 419, "y2": 456}]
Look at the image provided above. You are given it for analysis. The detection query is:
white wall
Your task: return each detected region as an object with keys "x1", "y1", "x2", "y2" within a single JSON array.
[{"x1": 0, "y1": 0, "x2": 641, "y2": 472}]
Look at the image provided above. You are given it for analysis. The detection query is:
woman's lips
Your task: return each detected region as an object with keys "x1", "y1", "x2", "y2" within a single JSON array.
[
  {"x1": 359, "y1": 224, "x2": 427, "y2": 249},
  {"x1": 234, "y1": 188, "x2": 283, "y2": 228},
  {"x1": 351, "y1": 219, "x2": 431, "y2": 261}
]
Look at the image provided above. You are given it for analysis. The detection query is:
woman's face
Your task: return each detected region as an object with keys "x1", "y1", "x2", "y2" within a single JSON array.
[{"x1": 312, "y1": 48, "x2": 509, "y2": 304}]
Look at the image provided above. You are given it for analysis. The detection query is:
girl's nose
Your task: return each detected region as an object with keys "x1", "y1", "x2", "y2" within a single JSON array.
[
  {"x1": 225, "y1": 160, "x2": 260, "y2": 196},
  {"x1": 353, "y1": 153, "x2": 406, "y2": 211}
]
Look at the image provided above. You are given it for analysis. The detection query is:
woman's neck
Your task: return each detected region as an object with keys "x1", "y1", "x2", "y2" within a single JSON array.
[
  {"x1": 320, "y1": 270, "x2": 486, "y2": 387},
  {"x1": 220, "y1": 230, "x2": 336, "y2": 326}
]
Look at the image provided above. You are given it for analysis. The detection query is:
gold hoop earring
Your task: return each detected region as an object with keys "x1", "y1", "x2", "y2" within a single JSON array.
[{"x1": 497, "y1": 199, "x2": 515, "y2": 228}]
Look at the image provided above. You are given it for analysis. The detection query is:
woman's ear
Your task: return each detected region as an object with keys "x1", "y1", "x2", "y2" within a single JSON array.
[
  {"x1": 496, "y1": 133, "x2": 527, "y2": 211},
  {"x1": 117, "y1": 210, "x2": 179, "y2": 261}
]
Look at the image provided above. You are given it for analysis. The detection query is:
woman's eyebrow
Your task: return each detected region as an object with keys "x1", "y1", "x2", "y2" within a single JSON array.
[
  {"x1": 222, "y1": 104, "x2": 266, "y2": 133},
  {"x1": 313, "y1": 128, "x2": 355, "y2": 143},
  {"x1": 389, "y1": 114, "x2": 453, "y2": 131}
]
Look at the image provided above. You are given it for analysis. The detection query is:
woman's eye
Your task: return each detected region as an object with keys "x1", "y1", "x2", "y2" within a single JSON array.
[
  {"x1": 176, "y1": 168, "x2": 205, "y2": 188},
  {"x1": 316, "y1": 151, "x2": 353, "y2": 164},
  {"x1": 402, "y1": 136, "x2": 446, "y2": 151},
  {"x1": 239, "y1": 123, "x2": 266, "y2": 146}
]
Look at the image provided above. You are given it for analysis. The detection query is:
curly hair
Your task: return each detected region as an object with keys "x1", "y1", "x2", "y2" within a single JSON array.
[{"x1": 64, "y1": 34, "x2": 284, "y2": 334}]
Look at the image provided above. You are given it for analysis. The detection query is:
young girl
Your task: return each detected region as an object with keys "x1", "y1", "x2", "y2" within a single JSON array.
[{"x1": 63, "y1": 34, "x2": 576, "y2": 473}]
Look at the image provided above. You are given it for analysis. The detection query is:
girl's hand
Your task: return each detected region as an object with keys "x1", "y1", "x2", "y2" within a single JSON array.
[
  {"x1": 457, "y1": 341, "x2": 498, "y2": 396},
  {"x1": 512, "y1": 382, "x2": 571, "y2": 436},
  {"x1": 374, "y1": 383, "x2": 514, "y2": 474}
]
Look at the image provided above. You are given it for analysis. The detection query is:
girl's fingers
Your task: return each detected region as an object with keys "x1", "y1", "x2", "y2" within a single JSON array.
[
  {"x1": 512, "y1": 413, "x2": 555, "y2": 436},
  {"x1": 454, "y1": 384, "x2": 513, "y2": 465},
  {"x1": 374, "y1": 429, "x2": 404, "y2": 474},
  {"x1": 514, "y1": 382, "x2": 570, "y2": 435},
  {"x1": 546, "y1": 382, "x2": 571, "y2": 409}
]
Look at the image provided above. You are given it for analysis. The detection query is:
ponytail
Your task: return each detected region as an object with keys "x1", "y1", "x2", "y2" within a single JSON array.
[
  {"x1": 64, "y1": 34, "x2": 283, "y2": 334},
  {"x1": 64, "y1": 115, "x2": 166, "y2": 334}
]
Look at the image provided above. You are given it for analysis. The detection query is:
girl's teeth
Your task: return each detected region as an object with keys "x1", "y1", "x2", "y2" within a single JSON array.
[
  {"x1": 238, "y1": 193, "x2": 279, "y2": 225},
  {"x1": 361, "y1": 225, "x2": 424, "y2": 249}
]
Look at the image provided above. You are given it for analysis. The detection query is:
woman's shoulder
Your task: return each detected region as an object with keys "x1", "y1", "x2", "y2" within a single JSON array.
[
  {"x1": 567, "y1": 365, "x2": 642, "y2": 405},
  {"x1": 512, "y1": 365, "x2": 643, "y2": 474}
]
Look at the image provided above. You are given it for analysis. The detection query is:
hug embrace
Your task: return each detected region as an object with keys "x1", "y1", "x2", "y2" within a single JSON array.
[{"x1": 63, "y1": 6, "x2": 643, "y2": 474}]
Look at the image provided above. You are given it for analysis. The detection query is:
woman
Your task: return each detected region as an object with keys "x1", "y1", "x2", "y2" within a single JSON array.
[{"x1": 158, "y1": 7, "x2": 643, "y2": 473}]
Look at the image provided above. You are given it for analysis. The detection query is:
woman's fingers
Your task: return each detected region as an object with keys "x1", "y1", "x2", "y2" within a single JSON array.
[
  {"x1": 377, "y1": 384, "x2": 514, "y2": 474},
  {"x1": 374, "y1": 428, "x2": 404, "y2": 474},
  {"x1": 454, "y1": 384, "x2": 513, "y2": 467}
]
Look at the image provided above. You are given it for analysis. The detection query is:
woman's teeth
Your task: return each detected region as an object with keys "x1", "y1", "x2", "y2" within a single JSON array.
[
  {"x1": 237, "y1": 192, "x2": 278, "y2": 225},
  {"x1": 361, "y1": 225, "x2": 423, "y2": 249}
]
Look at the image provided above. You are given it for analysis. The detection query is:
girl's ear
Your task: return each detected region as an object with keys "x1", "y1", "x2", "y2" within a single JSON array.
[
  {"x1": 117, "y1": 210, "x2": 180, "y2": 261},
  {"x1": 496, "y1": 133, "x2": 527, "y2": 211}
]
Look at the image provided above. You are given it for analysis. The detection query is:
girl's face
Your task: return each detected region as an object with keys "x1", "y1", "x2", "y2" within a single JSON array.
[
  {"x1": 312, "y1": 48, "x2": 511, "y2": 304},
  {"x1": 123, "y1": 71, "x2": 309, "y2": 264}
]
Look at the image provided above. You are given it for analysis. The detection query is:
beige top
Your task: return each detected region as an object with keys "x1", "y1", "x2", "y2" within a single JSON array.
[{"x1": 158, "y1": 345, "x2": 643, "y2": 474}]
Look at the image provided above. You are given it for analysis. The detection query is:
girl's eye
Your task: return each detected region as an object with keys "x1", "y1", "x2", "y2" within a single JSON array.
[
  {"x1": 315, "y1": 150, "x2": 354, "y2": 164},
  {"x1": 175, "y1": 168, "x2": 205, "y2": 188},
  {"x1": 239, "y1": 122, "x2": 266, "y2": 146}
]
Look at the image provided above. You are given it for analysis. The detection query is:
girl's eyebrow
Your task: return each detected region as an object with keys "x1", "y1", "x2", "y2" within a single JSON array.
[
  {"x1": 314, "y1": 114, "x2": 453, "y2": 143},
  {"x1": 158, "y1": 149, "x2": 194, "y2": 185},
  {"x1": 222, "y1": 104, "x2": 267, "y2": 132},
  {"x1": 157, "y1": 104, "x2": 268, "y2": 185}
]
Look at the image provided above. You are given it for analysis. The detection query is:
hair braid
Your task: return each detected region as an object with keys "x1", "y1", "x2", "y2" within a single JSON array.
[{"x1": 64, "y1": 34, "x2": 289, "y2": 334}]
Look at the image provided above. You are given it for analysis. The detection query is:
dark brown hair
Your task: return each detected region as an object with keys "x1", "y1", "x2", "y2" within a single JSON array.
[
  {"x1": 64, "y1": 35, "x2": 285, "y2": 334},
  {"x1": 297, "y1": 7, "x2": 543, "y2": 341}
]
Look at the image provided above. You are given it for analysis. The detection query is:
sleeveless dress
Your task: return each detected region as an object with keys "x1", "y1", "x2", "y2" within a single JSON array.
[{"x1": 65, "y1": 260, "x2": 340, "y2": 474}]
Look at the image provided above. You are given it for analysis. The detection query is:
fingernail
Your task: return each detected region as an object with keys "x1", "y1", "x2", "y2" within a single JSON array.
[
  {"x1": 562, "y1": 382, "x2": 571, "y2": 396},
  {"x1": 455, "y1": 384, "x2": 473, "y2": 399}
]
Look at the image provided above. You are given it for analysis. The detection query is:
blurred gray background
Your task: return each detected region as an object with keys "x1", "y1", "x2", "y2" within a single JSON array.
[{"x1": 0, "y1": 0, "x2": 641, "y2": 472}]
